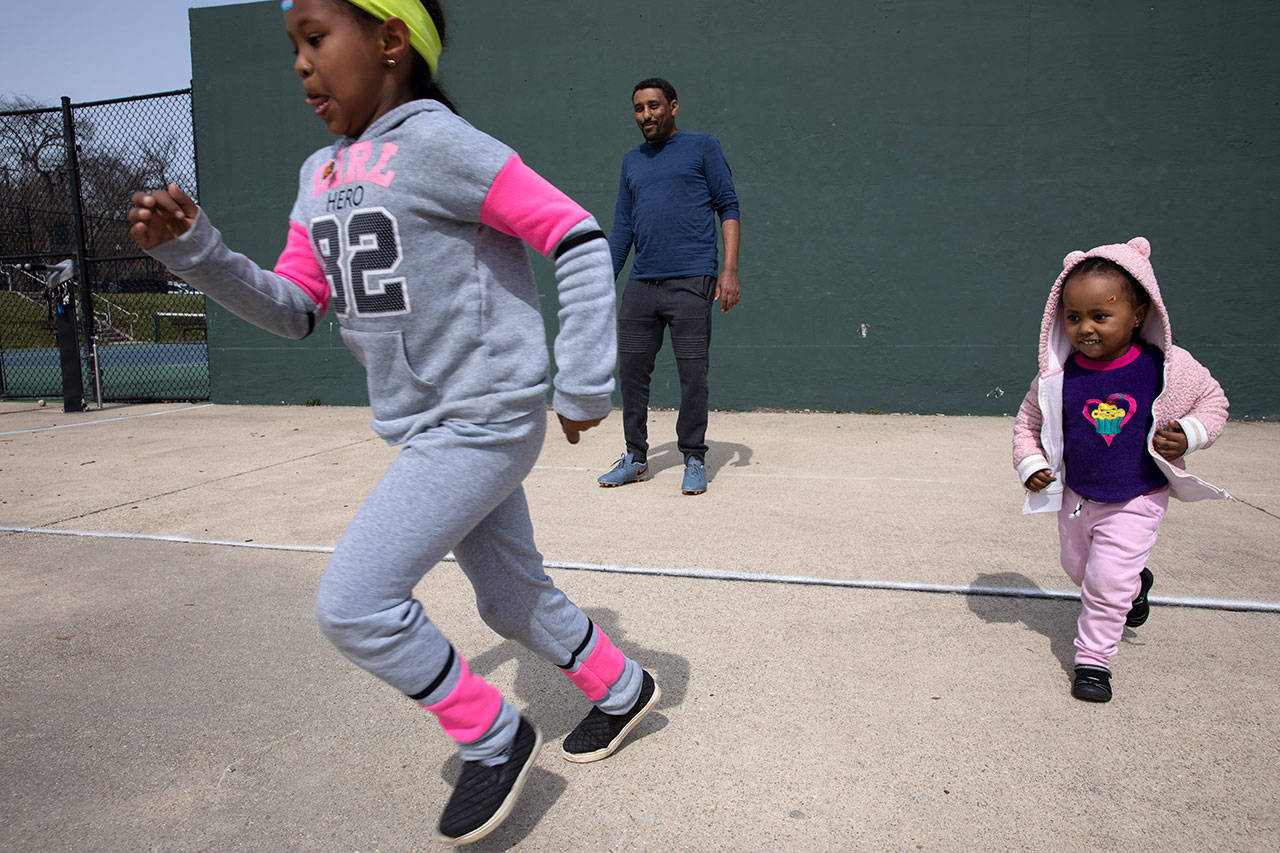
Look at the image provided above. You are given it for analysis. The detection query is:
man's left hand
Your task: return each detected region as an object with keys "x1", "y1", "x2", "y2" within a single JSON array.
[{"x1": 716, "y1": 269, "x2": 741, "y2": 312}]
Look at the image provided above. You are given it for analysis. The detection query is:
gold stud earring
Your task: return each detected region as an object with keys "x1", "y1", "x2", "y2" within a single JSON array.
[{"x1": 384, "y1": 58, "x2": 396, "y2": 68}]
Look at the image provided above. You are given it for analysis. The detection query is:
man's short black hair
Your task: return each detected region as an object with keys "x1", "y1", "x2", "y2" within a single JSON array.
[{"x1": 633, "y1": 77, "x2": 677, "y2": 103}]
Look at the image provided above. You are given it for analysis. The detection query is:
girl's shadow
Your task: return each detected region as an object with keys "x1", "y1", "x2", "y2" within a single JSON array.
[
  {"x1": 966, "y1": 572, "x2": 1080, "y2": 674},
  {"x1": 465, "y1": 606, "x2": 689, "y2": 740},
  {"x1": 441, "y1": 607, "x2": 691, "y2": 847}
]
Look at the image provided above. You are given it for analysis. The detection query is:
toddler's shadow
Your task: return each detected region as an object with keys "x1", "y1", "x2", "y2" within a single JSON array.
[
  {"x1": 966, "y1": 572, "x2": 1080, "y2": 675},
  {"x1": 967, "y1": 572, "x2": 1143, "y2": 675}
]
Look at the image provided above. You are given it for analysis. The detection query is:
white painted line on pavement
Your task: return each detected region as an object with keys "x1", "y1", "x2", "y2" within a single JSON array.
[
  {"x1": 5, "y1": 524, "x2": 1280, "y2": 614},
  {"x1": 0, "y1": 404, "x2": 213, "y2": 436},
  {"x1": 534, "y1": 465, "x2": 959, "y2": 485},
  {"x1": 0, "y1": 525, "x2": 332, "y2": 552}
]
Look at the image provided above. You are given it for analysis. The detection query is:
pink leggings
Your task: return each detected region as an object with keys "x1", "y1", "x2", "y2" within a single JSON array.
[{"x1": 1058, "y1": 486, "x2": 1168, "y2": 668}]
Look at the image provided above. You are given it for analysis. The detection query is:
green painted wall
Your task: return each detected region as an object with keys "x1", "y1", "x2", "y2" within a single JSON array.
[{"x1": 189, "y1": 1, "x2": 1279, "y2": 416}]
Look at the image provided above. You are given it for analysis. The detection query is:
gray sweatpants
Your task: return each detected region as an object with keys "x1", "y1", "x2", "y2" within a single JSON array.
[{"x1": 314, "y1": 410, "x2": 640, "y2": 761}]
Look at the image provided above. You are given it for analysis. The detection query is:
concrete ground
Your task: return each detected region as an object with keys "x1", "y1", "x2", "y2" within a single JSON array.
[{"x1": 1, "y1": 401, "x2": 1277, "y2": 851}]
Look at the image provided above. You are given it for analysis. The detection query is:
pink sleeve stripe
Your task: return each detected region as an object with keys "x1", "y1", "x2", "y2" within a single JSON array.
[
  {"x1": 273, "y1": 220, "x2": 328, "y2": 312},
  {"x1": 481, "y1": 153, "x2": 590, "y2": 257}
]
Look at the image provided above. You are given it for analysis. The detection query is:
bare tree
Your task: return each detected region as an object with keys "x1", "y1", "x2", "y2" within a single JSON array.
[
  {"x1": 0, "y1": 96, "x2": 79, "y2": 258},
  {"x1": 1, "y1": 94, "x2": 191, "y2": 277}
]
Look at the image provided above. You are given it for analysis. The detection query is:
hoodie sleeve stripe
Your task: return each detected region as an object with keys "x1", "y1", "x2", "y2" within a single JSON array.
[
  {"x1": 480, "y1": 154, "x2": 590, "y2": 257},
  {"x1": 273, "y1": 220, "x2": 329, "y2": 312}
]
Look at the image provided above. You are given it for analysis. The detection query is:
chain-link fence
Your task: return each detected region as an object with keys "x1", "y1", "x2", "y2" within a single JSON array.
[{"x1": 0, "y1": 90, "x2": 208, "y2": 404}]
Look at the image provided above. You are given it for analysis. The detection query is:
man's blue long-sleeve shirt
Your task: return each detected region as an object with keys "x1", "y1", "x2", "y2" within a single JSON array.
[{"x1": 609, "y1": 131, "x2": 739, "y2": 280}]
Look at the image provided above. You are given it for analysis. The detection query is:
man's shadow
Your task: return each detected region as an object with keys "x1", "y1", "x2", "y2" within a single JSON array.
[
  {"x1": 644, "y1": 438, "x2": 753, "y2": 481},
  {"x1": 966, "y1": 572, "x2": 1143, "y2": 676},
  {"x1": 441, "y1": 608, "x2": 690, "y2": 848}
]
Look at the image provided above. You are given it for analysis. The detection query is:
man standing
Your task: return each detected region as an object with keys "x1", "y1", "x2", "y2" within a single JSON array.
[{"x1": 598, "y1": 77, "x2": 741, "y2": 495}]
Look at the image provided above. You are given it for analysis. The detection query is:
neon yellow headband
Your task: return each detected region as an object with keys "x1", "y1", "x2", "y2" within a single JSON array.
[
  {"x1": 348, "y1": 0, "x2": 441, "y2": 74},
  {"x1": 283, "y1": 0, "x2": 441, "y2": 74}
]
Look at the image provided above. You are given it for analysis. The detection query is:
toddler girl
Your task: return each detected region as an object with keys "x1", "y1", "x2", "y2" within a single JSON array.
[{"x1": 1013, "y1": 237, "x2": 1229, "y2": 703}]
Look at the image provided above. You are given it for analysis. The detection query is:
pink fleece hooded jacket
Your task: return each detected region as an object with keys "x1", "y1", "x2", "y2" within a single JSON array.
[{"x1": 1012, "y1": 236, "x2": 1230, "y2": 514}]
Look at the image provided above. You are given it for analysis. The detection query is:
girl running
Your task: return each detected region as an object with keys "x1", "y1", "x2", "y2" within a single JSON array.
[{"x1": 129, "y1": 0, "x2": 659, "y2": 843}]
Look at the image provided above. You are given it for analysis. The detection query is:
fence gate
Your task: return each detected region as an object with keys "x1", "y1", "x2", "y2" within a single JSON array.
[{"x1": 0, "y1": 90, "x2": 209, "y2": 404}]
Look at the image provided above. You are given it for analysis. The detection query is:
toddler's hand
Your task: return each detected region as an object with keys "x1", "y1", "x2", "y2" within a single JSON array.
[
  {"x1": 557, "y1": 413, "x2": 606, "y2": 445},
  {"x1": 128, "y1": 183, "x2": 197, "y2": 249},
  {"x1": 1025, "y1": 469, "x2": 1055, "y2": 492},
  {"x1": 1154, "y1": 421, "x2": 1188, "y2": 461}
]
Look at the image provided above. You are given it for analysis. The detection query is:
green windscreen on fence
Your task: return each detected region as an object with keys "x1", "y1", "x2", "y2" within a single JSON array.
[{"x1": 189, "y1": 1, "x2": 1279, "y2": 417}]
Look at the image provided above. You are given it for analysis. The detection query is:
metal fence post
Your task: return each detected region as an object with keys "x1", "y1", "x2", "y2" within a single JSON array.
[{"x1": 60, "y1": 96, "x2": 98, "y2": 407}]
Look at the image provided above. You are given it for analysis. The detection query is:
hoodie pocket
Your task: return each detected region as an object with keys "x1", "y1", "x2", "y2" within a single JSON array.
[{"x1": 340, "y1": 327, "x2": 437, "y2": 422}]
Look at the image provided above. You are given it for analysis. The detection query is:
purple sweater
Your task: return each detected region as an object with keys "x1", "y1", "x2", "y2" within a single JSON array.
[{"x1": 1062, "y1": 345, "x2": 1167, "y2": 502}]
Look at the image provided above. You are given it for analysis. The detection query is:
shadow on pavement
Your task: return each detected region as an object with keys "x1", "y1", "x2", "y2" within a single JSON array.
[
  {"x1": 967, "y1": 571, "x2": 1083, "y2": 675},
  {"x1": 644, "y1": 438, "x2": 754, "y2": 481},
  {"x1": 440, "y1": 608, "x2": 687, "y2": 846},
  {"x1": 464, "y1": 606, "x2": 689, "y2": 741}
]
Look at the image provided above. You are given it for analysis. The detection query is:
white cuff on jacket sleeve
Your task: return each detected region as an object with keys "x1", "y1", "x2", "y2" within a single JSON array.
[
  {"x1": 1177, "y1": 416, "x2": 1209, "y2": 454},
  {"x1": 1016, "y1": 454, "x2": 1051, "y2": 485}
]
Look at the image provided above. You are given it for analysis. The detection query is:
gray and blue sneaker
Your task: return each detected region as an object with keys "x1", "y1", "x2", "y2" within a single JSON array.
[
  {"x1": 681, "y1": 457, "x2": 707, "y2": 495},
  {"x1": 598, "y1": 452, "x2": 647, "y2": 487}
]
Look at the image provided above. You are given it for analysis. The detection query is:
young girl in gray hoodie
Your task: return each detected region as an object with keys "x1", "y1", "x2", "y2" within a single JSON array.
[{"x1": 128, "y1": 0, "x2": 658, "y2": 843}]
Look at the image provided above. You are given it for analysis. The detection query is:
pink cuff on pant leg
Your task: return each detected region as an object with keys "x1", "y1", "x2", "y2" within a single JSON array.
[
  {"x1": 561, "y1": 628, "x2": 626, "y2": 702},
  {"x1": 423, "y1": 658, "x2": 502, "y2": 743}
]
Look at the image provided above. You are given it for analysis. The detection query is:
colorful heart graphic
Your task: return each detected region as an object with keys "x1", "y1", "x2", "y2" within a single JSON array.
[{"x1": 1083, "y1": 393, "x2": 1136, "y2": 446}]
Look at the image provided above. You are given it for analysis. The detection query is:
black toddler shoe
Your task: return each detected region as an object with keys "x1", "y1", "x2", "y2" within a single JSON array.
[
  {"x1": 1071, "y1": 665, "x2": 1113, "y2": 703},
  {"x1": 1126, "y1": 567, "x2": 1154, "y2": 627}
]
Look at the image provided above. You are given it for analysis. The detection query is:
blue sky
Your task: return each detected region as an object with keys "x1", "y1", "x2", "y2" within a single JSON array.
[{"x1": 1, "y1": 1, "x2": 255, "y2": 107}]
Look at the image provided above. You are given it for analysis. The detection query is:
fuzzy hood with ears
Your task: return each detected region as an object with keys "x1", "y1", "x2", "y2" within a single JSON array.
[{"x1": 1036, "y1": 236, "x2": 1171, "y2": 376}]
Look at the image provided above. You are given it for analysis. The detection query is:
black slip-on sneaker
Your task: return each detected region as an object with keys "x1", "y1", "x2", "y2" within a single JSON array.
[
  {"x1": 437, "y1": 715, "x2": 541, "y2": 846},
  {"x1": 562, "y1": 670, "x2": 660, "y2": 763}
]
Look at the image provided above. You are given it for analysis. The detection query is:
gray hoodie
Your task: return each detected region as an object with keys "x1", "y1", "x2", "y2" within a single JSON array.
[{"x1": 149, "y1": 100, "x2": 616, "y2": 444}]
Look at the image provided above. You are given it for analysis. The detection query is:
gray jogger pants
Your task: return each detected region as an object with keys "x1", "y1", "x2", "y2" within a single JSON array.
[{"x1": 314, "y1": 410, "x2": 638, "y2": 715}]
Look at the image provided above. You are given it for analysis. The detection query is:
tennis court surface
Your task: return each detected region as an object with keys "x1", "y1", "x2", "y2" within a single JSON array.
[{"x1": 2, "y1": 402, "x2": 1278, "y2": 850}]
